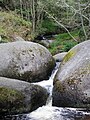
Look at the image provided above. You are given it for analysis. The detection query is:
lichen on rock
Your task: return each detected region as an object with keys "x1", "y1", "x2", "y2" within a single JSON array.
[
  {"x1": 0, "y1": 41, "x2": 55, "y2": 82},
  {"x1": 53, "y1": 40, "x2": 90, "y2": 109},
  {"x1": 0, "y1": 77, "x2": 49, "y2": 115}
]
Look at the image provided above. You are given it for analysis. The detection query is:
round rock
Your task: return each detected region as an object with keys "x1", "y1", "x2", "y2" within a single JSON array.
[
  {"x1": 53, "y1": 52, "x2": 67, "y2": 62},
  {"x1": 0, "y1": 41, "x2": 55, "y2": 82},
  {"x1": 0, "y1": 77, "x2": 49, "y2": 115},
  {"x1": 52, "y1": 40, "x2": 90, "y2": 109}
]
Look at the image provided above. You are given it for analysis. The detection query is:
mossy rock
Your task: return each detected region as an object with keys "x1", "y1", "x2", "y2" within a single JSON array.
[
  {"x1": 53, "y1": 40, "x2": 90, "y2": 109},
  {"x1": 0, "y1": 87, "x2": 25, "y2": 115},
  {"x1": 62, "y1": 50, "x2": 76, "y2": 63},
  {"x1": 0, "y1": 41, "x2": 55, "y2": 82},
  {"x1": 0, "y1": 77, "x2": 49, "y2": 115}
]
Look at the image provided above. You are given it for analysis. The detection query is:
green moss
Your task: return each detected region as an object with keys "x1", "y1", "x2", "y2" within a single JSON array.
[
  {"x1": 62, "y1": 49, "x2": 76, "y2": 63},
  {"x1": 0, "y1": 87, "x2": 24, "y2": 103},
  {"x1": 0, "y1": 87, "x2": 25, "y2": 114}
]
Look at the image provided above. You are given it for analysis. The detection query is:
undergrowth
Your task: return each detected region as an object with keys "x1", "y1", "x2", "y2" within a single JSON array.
[
  {"x1": 0, "y1": 11, "x2": 32, "y2": 42},
  {"x1": 48, "y1": 30, "x2": 79, "y2": 55}
]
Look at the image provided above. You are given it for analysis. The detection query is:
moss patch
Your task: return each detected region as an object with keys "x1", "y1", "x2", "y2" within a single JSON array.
[
  {"x1": 62, "y1": 49, "x2": 77, "y2": 63},
  {"x1": 0, "y1": 87, "x2": 25, "y2": 114},
  {"x1": 0, "y1": 87, "x2": 23, "y2": 101}
]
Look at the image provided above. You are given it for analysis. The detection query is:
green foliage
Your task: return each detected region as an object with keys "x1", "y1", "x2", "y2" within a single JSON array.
[
  {"x1": 62, "y1": 41, "x2": 78, "y2": 52},
  {"x1": 34, "y1": 19, "x2": 60, "y2": 38},
  {"x1": 49, "y1": 30, "x2": 79, "y2": 55},
  {"x1": 0, "y1": 11, "x2": 32, "y2": 42},
  {"x1": 42, "y1": 19, "x2": 59, "y2": 34}
]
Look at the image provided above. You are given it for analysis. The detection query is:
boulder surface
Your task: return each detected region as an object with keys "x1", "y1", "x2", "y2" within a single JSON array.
[
  {"x1": 53, "y1": 52, "x2": 67, "y2": 62},
  {"x1": 0, "y1": 41, "x2": 55, "y2": 82},
  {"x1": 52, "y1": 40, "x2": 90, "y2": 109},
  {"x1": 0, "y1": 77, "x2": 49, "y2": 115}
]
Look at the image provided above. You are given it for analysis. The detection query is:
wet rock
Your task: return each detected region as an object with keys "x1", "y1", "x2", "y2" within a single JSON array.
[
  {"x1": 52, "y1": 40, "x2": 90, "y2": 109},
  {"x1": 0, "y1": 77, "x2": 49, "y2": 115},
  {"x1": 0, "y1": 41, "x2": 55, "y2": 82},
  {"x1": 53, "y1": 52, "x2": 67, "y2": 62}
]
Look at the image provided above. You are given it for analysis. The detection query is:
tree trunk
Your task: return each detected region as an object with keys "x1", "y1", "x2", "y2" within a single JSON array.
[
  {"x1": 78, "y1": 0, "x2": 87, "y2": 41},
  {"x1": 20, "y1": 0, "x2": 23, "y2": 19}
]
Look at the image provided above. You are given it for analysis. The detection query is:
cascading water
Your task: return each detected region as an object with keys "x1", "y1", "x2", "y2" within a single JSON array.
[
  {"x1": 26, "y1": 62, "x2": 90, "y2": 120},
  {"x1": 3, "y1": 62, "x2": 90, "y2": 120}
]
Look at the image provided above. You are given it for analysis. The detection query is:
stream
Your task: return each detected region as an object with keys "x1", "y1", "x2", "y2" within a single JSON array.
[{"x1": 2, "y1": 62, "x2": 90, "y2": 120}]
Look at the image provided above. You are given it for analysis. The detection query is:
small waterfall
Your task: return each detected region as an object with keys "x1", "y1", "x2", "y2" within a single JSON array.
[
  {"x1": 27, "y1": 62, "x2": 90, "y2": 120},
  {"x1": 3, "y1": 62, "x2": 90, "y2": 120},
  {"x1": 32, "y1": 62, "x2": 60, "y2": 106},
  {"x1": 26, "y1": 63, "x2": 90, "y2": 120},
  {"x1": 33, "y1": 62, "x2": 59, "y2": 98}
]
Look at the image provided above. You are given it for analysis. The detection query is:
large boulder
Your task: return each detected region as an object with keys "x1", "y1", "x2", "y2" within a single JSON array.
[
  {"x1": 52, "y1": 40, "x2": 90, "y2": 109},
  {"x1": 0, "y1": 41, "x2": 55, "y2": 82},
  {"x1": 0, "y1": 77, "x2": 49, "y2": 115}
]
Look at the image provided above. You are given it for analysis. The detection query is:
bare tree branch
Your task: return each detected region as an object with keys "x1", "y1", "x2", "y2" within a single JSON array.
[
  {"x1": 44, "y1": 10, "x2": 78, "y2": 42},
  {"x1": 77, "y1": 0, "x2": 87, "y2": 40},
  {"x1": 64, "y1": 2, "x2": 90, "y2": 23}
]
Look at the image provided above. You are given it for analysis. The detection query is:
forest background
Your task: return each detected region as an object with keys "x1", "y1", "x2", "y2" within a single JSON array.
[{"x1": 0, "y1": 0, "x2": 90, "y2": 54}]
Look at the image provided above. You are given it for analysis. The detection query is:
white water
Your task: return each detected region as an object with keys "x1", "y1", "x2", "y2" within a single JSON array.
[
  {"x1": 6, "y1": 62, "x2": 90, "y2": 120},
  {"x1": 26, "y1": 62, "x2": 90, "y2": 120},
  {"x1": 27, "y1": 106, "x2": 89, "y2": 120},
  {"x1": 32, "y1": 62, "x2": 59, "y2": 99}
]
